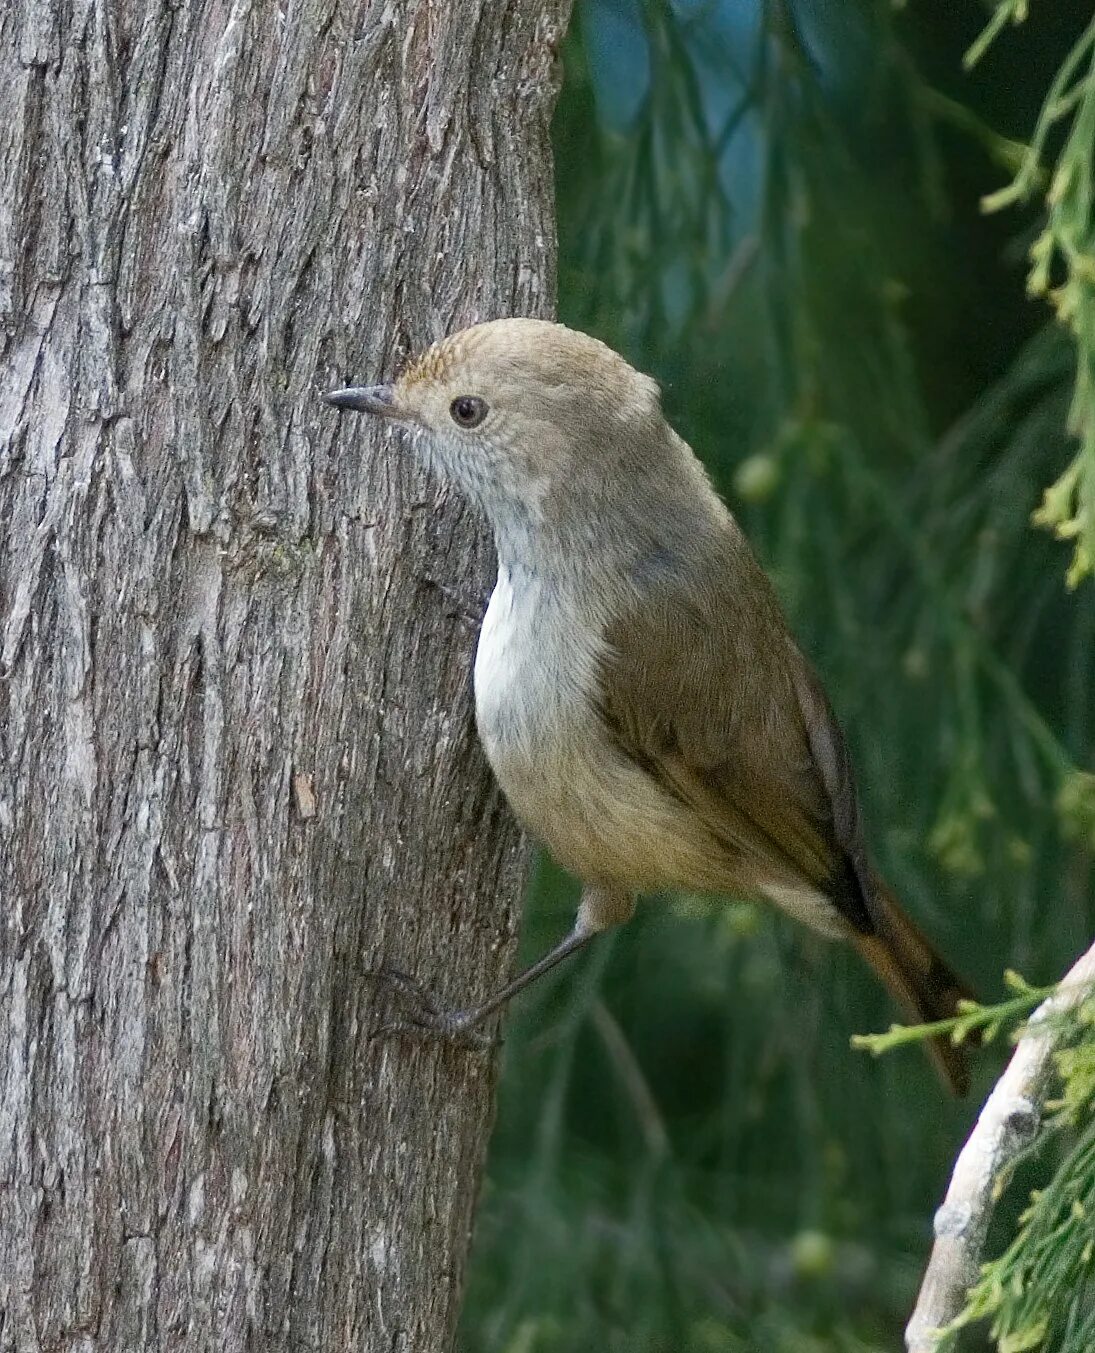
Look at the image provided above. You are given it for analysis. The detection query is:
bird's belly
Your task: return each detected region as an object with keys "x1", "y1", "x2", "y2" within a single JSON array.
[
  {"x1": 480, "y1": 683, "x2": 847, "y2": 938},
  {"x1": 474, "y1": 576, "x2": 703, "y2": 886},
  {"x1": 472, "y1": 572, "x2": 843, "y2": 919},
  {"x1": 492, "y1": 731, "x2": 699, "y2": 884},
  {"x1": 479, "y1": 676, "x2": 727, "y2": 891}
]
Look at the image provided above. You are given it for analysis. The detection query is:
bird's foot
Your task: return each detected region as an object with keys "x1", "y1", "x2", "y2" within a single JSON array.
[
  {"x1": 367, "y1": 964, "x2": 497, "y2": 1051},
  {"x1": 418, "y1": 577, "x2": 487, "y2": 632}
]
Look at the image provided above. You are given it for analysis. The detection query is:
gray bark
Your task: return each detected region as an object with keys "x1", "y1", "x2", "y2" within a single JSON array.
[{"x1": 0, "y1": 1, "x2": 571, "y2": 1349}]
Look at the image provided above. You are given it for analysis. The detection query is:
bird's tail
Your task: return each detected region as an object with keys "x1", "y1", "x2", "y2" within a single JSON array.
[{"x1": 852, "y1": 876, "x2": 976, "y2": 1096}]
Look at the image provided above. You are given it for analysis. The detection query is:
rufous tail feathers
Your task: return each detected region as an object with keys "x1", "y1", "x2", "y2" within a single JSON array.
[{"x1": 853, "y1": 877, "x2": 976, "y2": 1096}]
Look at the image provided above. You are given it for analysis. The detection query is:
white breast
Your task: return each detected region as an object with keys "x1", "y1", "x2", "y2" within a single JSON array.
[
  {"x1": 473, "y1": 566, "x2": 524, "y2": 734},
  {"x1": 473, "y1": 564, "x2": 600, "y2": 788},
  {"x1": 470, "y1": 568, "x2": 854, "y2": 925},
  {"x1": 472, "y1": 565, "x2": 678, "y2": 887}
]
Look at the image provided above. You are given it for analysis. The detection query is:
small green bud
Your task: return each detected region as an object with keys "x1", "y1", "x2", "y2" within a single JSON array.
[
  {"x1": 929, "y1": 813, "x2": 985, "y2": 877},
  {"x1": 734, "y1": 453, "x2": 781, "y2": 503},
  {"x1": 1006, "y1": 836, "x2": 1032, "y2": 868},
  {"x1": 789, "y1": 1230, "x2": 835, "y2": 1279},
  {"x1": 902, "y1": 647, "x2": 929, "y2": 681},
  {"x1": 720, "y1": 900, "x2": 761, "y2": 939},
  {"x1": 1056, "y1": 770, "x2": 1095, "y2": 850}
]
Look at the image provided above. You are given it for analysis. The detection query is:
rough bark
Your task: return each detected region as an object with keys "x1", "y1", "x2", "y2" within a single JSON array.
[{"x1": 0, "y1": 1, "x2": 571, "y2": 1349}]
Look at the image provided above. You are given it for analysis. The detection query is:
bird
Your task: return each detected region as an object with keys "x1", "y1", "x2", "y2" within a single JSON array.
[{"x1": 325, "y1": 317, "x2": 975, "y2": 1093}]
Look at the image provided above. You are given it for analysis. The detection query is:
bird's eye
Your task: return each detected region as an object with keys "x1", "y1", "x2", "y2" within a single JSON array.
[{"x1": 450, "y1": 395, "x2": 488, "y2": 429}]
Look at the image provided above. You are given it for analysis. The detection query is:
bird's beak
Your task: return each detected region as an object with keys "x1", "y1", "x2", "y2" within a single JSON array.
[{"x1": 323, "y1": 383, "x2": 399, "y2": 417}]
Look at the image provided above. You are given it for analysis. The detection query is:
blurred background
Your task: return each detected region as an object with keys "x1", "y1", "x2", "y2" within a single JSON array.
[{"x1": 460, "y1": 3, "x2": 1095, "y2": 1349}]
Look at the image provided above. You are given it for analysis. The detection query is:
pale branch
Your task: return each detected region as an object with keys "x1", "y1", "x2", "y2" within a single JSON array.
[{"x1": 905, "y1": 938, "x2": 1095, "y2": 1353}]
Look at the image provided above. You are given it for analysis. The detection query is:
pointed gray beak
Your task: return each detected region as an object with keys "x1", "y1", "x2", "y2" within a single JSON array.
[{"x1": 323, "y1": 384, "x2": 397, "y2": 416}]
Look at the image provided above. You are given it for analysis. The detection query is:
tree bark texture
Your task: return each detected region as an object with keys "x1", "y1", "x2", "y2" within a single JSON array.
[{"x1": 0, "y1": 1, "x2": 571, "y2": 1349}]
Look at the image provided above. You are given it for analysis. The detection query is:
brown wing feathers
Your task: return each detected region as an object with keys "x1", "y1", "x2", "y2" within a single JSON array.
[{"x1": 600, "y1": 547, "x2": 974, "y2": 1093}]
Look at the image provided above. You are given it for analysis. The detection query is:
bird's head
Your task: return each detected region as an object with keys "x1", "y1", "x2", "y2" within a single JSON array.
[{"x1": 325, "y1": 318, "x2": 672, "y2": 555}]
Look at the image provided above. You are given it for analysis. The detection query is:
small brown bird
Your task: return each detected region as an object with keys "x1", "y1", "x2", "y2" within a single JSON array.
[{"x1": 326, "y1": 318, "x2": 973, "y2": 1092}]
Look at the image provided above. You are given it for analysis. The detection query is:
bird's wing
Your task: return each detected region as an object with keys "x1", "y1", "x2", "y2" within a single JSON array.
[{"x1": 596, "y1": 540, "x2": 874, "y2": 934}]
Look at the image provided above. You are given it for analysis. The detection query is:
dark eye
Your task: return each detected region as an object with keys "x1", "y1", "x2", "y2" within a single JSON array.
[{"x1": 450, "y1": 395, "x2": 488, "y2": 429}]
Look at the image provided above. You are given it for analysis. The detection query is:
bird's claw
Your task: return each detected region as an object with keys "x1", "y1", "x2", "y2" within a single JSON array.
[
  {"x1": 366, "y1": 964, "x2": 497, "y2": 1051},
  {"x1": 371, "y1": 963, "x2": 442, "y2": 1017},
  {"x1": 418, "y1": 577, "x2": 486, "y2": 632}
]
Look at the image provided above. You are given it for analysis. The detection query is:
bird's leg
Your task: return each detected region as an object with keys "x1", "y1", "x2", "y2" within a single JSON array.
[
  {"x1": 370, "y1": 927, "x2": 595, "y2": 1047},
  {"x1": 370, "y1": 886, "x2": 634, "y2": 1045},
  {"x1": 418, "y1": 576, "x2": 488, "y2": 632}
]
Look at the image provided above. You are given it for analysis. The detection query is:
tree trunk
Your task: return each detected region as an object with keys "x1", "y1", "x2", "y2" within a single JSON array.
[{"x1": 0, "y1": 2, "x2": 571, "y2": 1349}]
